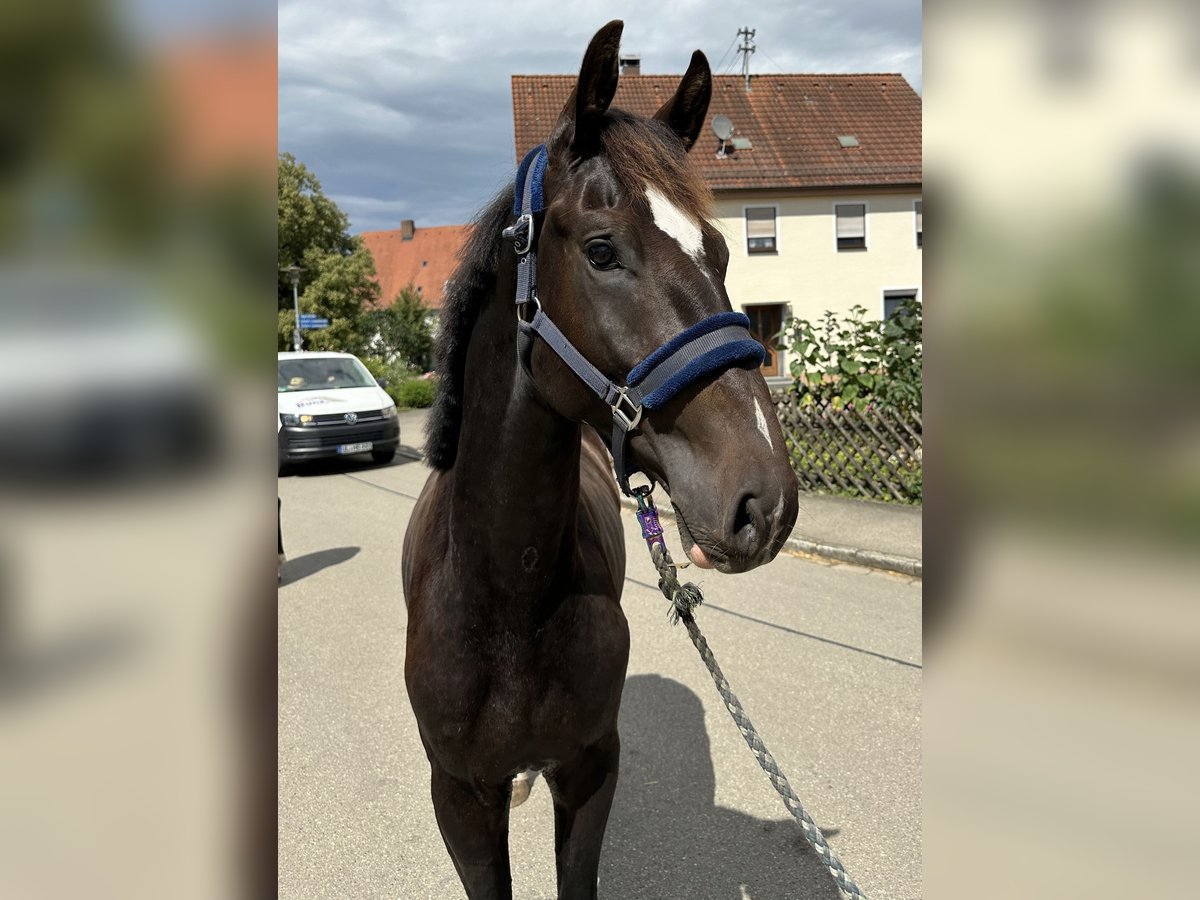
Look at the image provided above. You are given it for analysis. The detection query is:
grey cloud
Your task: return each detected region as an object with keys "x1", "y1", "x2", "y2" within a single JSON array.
[{"x1": 280, "y1": 0, "x2": 922, "y2": 231}]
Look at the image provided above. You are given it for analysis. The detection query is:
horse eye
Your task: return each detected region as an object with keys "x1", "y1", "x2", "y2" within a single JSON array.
[{"x1": 586, "y1": 241, "x2": 618, "y2": 270}]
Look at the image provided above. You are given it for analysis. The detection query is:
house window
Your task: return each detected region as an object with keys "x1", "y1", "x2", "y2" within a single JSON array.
[
  {"x1": 745, "y1": 207, "x2": 777, "y2": 254},
  {"x1": 835, "y1": 203, "x2": 867, "y2": 251},
  {"x1": 744, "y1": 303, "x2": 785, "y2": 377},
  {"x1": 883, "y1": 289, "x2": 918, "y2": 319},
  {"x1": 914, "y1": 200, "x2": 923, "y2": 248}
]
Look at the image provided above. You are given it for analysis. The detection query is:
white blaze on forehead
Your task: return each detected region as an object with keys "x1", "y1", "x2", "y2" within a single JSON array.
[
  {"x1": 754, "y1": 397, "x2": 774, "y2": 450},
  {"x1": 645, "y1": 185, "x2": 704, "y2": 261}
]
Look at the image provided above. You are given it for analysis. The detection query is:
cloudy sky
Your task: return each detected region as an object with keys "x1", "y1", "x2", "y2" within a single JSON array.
[{"x1": 279, "y1": 0, "x2": 921, "y2": 234}]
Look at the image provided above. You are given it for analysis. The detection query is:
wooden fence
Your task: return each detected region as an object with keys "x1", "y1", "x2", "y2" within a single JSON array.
[{"x1": 773, "y1": 393, "x2": 922, "y2": 504}]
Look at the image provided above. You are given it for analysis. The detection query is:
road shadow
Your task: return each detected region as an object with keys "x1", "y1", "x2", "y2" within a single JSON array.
[
  {"x1": 0, "y1": 617, "x2": 145, "y2": 703},
  {"x1": 279, "y1": 546, "x2": 359, "y2": 586},
  {"x1": 601, "y1": 675, "x2": 840, "y2": 900}
]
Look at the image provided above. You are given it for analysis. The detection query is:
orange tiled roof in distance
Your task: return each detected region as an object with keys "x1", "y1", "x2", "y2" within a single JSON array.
[
  {"x1": 158, "y1": 33, "x2": 278, "y2": 182},
  {"x1": 512, "y1": 73, "x2": 921, "y2": 191},
  {"x1": 360, "y1": 224, "x2": 470, "y2": 310}
]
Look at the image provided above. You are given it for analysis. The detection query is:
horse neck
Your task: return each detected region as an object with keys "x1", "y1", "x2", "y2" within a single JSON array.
[{"x1": 449, "y1": 265, "x2": 583, "y2": 601}]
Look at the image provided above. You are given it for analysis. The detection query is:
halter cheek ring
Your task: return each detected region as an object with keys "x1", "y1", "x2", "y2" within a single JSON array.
[{"x1": 504, "y1": 144, "x2": 765, "y2": 496}]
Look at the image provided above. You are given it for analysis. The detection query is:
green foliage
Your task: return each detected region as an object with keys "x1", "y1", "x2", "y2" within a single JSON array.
[
  {"x1": 277, "y1": 153, "x2": 380, "y2": 353},
  {"x1": 778, "y1": 301, "x2": 922, "y2": 413},
  {"x1": 393, "y1": 378, "x2": 436, "y2": 409},
  {"x1": 358, "y1": 357, "x2": 436, "y2": 408},
  {"x1": 278, "y1": 152, "x2": 354, "y2": 279},
  {"x1": 0, "y1": 2, "x2": 170, "y2": 250},
  {"x1": 369, "y1": 285, "x2": 434, "y2": 371},
  {"x1": 360, "y1": 354, "x2": 413, "y2": 388}
]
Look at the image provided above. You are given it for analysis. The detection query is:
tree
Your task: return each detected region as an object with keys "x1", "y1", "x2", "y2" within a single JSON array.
[
  {"x1": 368, "y1": 285, "x2": 434, "y2": 372},
  {"x1": 277, "y1": 153, "x2": 379, "y2": 352}
]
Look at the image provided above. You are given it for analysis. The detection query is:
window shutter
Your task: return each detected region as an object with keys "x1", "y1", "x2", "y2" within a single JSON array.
[
  {"x1": 836, "y1": 204, "x2": 865, "y2": 238},
  {"x1": 746, "y1": 207, "x2": 775, "y2": 238},
  {"x1": 915, "y1": 201, "x2": 923, "y2": 233}
]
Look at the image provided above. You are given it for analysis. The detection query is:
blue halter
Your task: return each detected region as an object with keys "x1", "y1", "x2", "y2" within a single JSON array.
[{"x1": 503, "y1": 144, "x2": 765, "y2": 496}]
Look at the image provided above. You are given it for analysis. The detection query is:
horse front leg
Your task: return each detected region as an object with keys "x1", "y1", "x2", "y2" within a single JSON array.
[
  {"x1": 547, "y1": 732, "x2": 620, "y2": 900},
  {"x1": 430, "y1": 764, "x2": 513, "y2": 900}
]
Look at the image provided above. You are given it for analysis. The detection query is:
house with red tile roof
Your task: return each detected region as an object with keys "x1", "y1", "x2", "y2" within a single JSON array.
[
  {"x1": 512, "y1": 70, "x2": 922, "y2": 382},
  {"x1": 359, "y1": 220, "x2": 470, "y2": 311}
]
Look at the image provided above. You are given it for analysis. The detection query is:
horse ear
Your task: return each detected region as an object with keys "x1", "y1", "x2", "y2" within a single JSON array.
[
  {"x1": 654, "y1": 50, "x2": 712, "y2": 152},
  {"x1": 549, "y1": 19, "x2": 624, "y2": 158}
]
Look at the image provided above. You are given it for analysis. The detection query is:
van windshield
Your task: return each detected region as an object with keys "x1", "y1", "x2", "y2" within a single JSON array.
[{"x1": 278, "y1": 357, "x2": 374, "y2": 392}]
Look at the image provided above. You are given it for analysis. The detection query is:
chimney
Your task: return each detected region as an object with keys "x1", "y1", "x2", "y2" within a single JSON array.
[
  {"x1": 619, "y1": 54, "x2": 640, "y2": 75},
  {"x1": 401, "y1": 219, "x2": 415, "y2": 240}
]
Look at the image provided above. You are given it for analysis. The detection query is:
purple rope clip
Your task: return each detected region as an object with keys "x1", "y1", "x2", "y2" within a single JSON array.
[{"x1": 634, "y1": 488, "x2": 664, "y2": 551}]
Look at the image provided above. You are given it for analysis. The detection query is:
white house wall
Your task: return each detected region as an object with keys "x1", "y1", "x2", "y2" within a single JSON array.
[{"x1": 713, "y1": 190, "x2": 923, "y2": 326}]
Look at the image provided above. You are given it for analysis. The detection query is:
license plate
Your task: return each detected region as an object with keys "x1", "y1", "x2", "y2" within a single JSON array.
[{"x1": 337, "y1": 442, "x2": 373, "y2": 454}]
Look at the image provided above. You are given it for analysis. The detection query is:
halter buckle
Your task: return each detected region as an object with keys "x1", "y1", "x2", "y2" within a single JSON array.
[
  {"x1": 611, "y1": 388, "x2": 643, "y2": 432},
  {"x1": 502, "y1": 214, "x2": 534, "y2": 255}
]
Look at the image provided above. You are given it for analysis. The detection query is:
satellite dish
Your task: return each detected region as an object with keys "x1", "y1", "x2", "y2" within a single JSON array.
[{"x1": 712, "y1": 115, "x2": 734, "y2": 140}]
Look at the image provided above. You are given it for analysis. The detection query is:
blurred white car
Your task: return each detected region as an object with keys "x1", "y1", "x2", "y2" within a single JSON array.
[
  {"x1": 0, "y1": 265, "x2": 218, "y2": 482},
  {"x1": 277, "y1": 351, "x2": 399, "y2": 471}
]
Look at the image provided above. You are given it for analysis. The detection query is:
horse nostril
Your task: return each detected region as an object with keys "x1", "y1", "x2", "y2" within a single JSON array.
[{"x1": 732, "y1": 493, "x2": 762, "y2": 549}]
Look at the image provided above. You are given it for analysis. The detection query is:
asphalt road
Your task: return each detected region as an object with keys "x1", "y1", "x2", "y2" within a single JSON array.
[{"x1": 279, "y1": 450, "x2": 922, "y2": 900}]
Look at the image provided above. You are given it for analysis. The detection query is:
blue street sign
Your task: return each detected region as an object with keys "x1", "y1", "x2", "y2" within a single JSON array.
[{"x1": 299, "y1": 315, "x2": 330, "y2": 329}]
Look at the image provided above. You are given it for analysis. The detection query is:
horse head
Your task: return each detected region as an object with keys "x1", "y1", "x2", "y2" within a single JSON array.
[{"x1": 524, "y1": 20, "x2": 798, "y2": 574}]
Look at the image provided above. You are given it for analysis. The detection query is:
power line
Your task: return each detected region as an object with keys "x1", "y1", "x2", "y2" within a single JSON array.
[
  {"x1": 758, "y1": 47, "x2": 791, "y2": 76},
  {"x1": 711, "y1": 32, "x2": 739, "y2": 75}
]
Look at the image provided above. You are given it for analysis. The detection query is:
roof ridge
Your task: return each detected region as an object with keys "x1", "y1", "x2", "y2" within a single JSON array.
[
  {"x1": 359, "y1": 223, "x2": 470, "y2": 236},
  {"x1": 512, "y1": 72, "x2": 908, "y2": 79}
]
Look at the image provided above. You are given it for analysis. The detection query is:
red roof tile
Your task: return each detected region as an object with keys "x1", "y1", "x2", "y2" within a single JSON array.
[
  {"x1": 511, "y1": 73, "x2": 921, "y2": 192},
  {"x1": 158, "y1": 34, "x2": 278, "y2": 182},
  {"x1": 360, "y1": 224, "x2": 470, "y2": 310}
]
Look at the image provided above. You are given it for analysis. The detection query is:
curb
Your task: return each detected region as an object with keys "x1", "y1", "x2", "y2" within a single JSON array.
[
  {"x1": 397, "y1": 442, "x2": 920, "y2": 579},
  {"x1": 617, "y1": 495, "x2": 922, "y2": 579}
]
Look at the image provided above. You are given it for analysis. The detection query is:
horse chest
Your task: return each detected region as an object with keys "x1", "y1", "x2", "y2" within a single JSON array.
[{"x1": 408, "y1": 593, "x2": 629, "y2": 773}]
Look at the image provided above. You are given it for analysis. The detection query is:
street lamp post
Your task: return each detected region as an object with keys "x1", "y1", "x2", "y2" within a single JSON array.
[{"x1": 282, "y1": 265, "x2": 304, "y2": 352}]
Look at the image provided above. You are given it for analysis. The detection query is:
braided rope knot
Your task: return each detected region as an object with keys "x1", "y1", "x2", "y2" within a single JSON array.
[{"x1": 649, "y1": 541, "x2": 703, "y2": 624}]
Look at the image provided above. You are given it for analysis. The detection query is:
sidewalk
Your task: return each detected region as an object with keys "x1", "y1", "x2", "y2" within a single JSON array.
[
  {"x1": 395, "y1": 408, "x2": 922, "y2": 577},
  {"x1": 787, "y1": 492, "x2": 922, "y2": 577}
]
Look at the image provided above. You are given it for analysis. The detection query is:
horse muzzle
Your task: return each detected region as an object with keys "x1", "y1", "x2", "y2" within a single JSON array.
[{"x1": 673, "y1": 476, "x2": 798, "y2": 574}]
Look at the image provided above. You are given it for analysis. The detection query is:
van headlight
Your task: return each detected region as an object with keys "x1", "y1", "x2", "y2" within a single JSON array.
[
  {"x1": 380, "y1": 405, "x2": 397, "y2": 419},
  {"x1": 280, "y1": 413, "x2": 316, "y2": 426}
]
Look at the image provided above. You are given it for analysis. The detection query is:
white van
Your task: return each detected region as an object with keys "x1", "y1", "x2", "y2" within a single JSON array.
[{"x1": 277, "y1": 351, "x2": 399, "y2": 471}]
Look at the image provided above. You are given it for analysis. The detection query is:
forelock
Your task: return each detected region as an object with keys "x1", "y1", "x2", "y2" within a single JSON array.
[{"x1": 599, "y1": 111, "x2": 713, "y2": 224}]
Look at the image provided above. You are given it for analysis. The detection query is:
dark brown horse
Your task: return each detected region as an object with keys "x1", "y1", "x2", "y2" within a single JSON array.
[{"x1": 402, "y1": 21, "x2": 798, "y2": 899}]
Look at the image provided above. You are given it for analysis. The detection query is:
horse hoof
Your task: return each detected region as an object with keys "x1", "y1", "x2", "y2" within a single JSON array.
[{"x1": 510, "y1": 770, "x2": 538, "y2": 807}]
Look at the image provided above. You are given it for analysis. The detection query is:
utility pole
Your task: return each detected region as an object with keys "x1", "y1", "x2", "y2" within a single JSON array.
[
  {"x1": 282, "y1": 265, "x2": 304, "y2": 352},
  {"x1": 737, "y1": 26, "x2": 756, "y2": 94}
]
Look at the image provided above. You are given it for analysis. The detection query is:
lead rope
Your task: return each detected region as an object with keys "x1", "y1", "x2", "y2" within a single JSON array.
[{"x1": 633, "y1": 488, "x2": 868, "y2": 900}]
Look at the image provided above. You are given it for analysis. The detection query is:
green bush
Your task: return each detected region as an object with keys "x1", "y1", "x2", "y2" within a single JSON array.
[
  {"x1": 360, "y1": 355, "x2": 418, "y2": 393},
  {"x1": 393, "y1": 377, "x2": 436, "y2": 409},
  {"x1": 777, "y1": 300, "x2": 922, "y2": 413},
  {"x1": 359, "y1": 355, "x2": 389, "y2": 381}
]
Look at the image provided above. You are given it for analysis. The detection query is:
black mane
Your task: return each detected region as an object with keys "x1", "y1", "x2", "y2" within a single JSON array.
[{"x1": 424, "y1": 185, "x2": 514, "y2": 468}]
